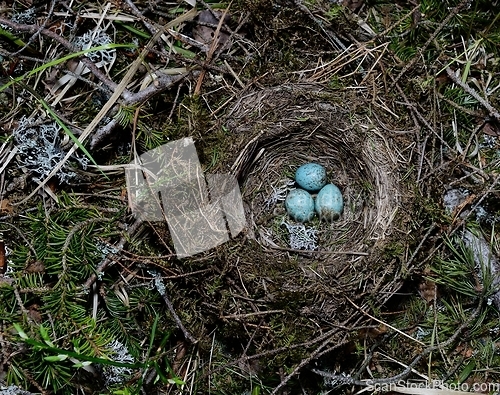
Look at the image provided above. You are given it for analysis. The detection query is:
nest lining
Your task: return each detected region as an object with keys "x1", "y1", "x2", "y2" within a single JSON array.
[{"x1": 227, "y1": 84, "x2": 403, "y2": 272}]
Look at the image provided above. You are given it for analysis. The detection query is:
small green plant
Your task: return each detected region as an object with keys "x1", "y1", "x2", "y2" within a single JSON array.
[
  {"x1": 11, "y1": 314, "x2": 185, "y2": 394},
  {"x1": 115, "y1": 105, "x2": 137, "y2": 128}
]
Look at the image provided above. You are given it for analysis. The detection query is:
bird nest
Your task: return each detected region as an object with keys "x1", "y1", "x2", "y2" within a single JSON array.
[{"x1": 220, "y1": 83, "x2": 412, "y2": 318}]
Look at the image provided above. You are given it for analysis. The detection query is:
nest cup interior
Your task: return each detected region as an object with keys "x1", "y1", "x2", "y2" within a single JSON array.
[{"x1": 228, "y1": 85, "x2": 401, "y2": 269}]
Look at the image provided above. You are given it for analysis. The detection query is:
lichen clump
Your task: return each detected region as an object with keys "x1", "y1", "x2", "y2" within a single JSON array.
[
  {"x1": 282, "y1": 221, "x2": 318, "y2": 250},
  {"x1": 73, "y1": 30, "x2": 116, "y2": 65},
  {"x1": 13, "y1": 117, "x2": 88, "y2": 183}
]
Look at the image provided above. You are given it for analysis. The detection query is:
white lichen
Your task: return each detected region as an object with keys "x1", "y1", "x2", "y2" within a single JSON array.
[
  {"x1": 0, "y1": 385, "x2": 34, "y2": 395},
  {"x1": 414, "y1": 326, "x2": 431, "y2": 341},
  {"x1": 0, "y1": 8, "x2": 35, "y2": 31},
  {"x1": 322, "y1": 371, "x2": 352, "y2": 388},
  {"x1": 282, "y1": 221, "x2": 318, "y2": 250},
  {"x1": 101, "y1": 340, "x2": 135, "y2": 386},
  {"x1": 481, "y1": 134, "x2": 497, "y2": 149},
  {"x1": 13, "y1": 117, "x2": 88, "y2": 184},
  {"x1": 73, "y1": 30, "x2": 115, "y2": 66},
  {"x1": 11, "y1": 8, "x2": 36, "y2": 24},
  {"x1": 148, "y1": 269, "x2": 167, "y2": 295},
  {"x1": 264, "y1": 179, "x2": 295, "y2": 210}
]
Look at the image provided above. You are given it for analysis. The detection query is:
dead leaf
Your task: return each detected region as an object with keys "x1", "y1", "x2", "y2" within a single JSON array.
[
  {"x1": 418, "y1": 278, "x2": 438, "y2": 303},
  {"x1": 172, "y1": 340, "x2": 188, "y2": 375},
  {"x1": 27, "y1": 304, "x2": 42, "y2": 323},
  {"x1": 452, "y1": 193, "x2": 476, "y2": 222},
  {"x1": 455, "y1": 343, "x2": 474, "y2": 358},
  {"x1": 0, "y1": 199, "x2": 14, "y2": 214},
  {"x1": 193, "y1": 10, "x2": 231, "y2": 49},
  {"x1": 482, "y1": 120, "x2": 500, "y2": 136},
  {"x1": 24, "y1": 260, "x2": 46, "y2": 274}
]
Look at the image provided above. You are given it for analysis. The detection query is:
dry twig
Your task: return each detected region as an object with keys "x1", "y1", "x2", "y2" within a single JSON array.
[
  {"x1": 312, "y1": 302, "x2": 483, "y2": 388},
  {"x1": 446, "y1": 67, "x2": 500, "y2": 121}
]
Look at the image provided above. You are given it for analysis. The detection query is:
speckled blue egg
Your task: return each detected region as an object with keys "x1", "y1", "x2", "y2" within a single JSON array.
[
  {"x1": 295, "y1": 163, "x2": 327, "y2": 192},
  {"x1": 315, "y1": 184, "x2": 343, "y2": 221},
  {"x1": 285, "y1": 189, "x2": 315, "y2": 222}
]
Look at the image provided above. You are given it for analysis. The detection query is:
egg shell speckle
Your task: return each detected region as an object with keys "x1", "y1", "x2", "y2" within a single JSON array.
[
  {"x1": 315, "y1": 183, "x2": 343, "y2": 221},
  {"x1": 295, "y1": 163, "x2": 327, "y2": 192},
  {"x1": 285, "y1": 189, "x2": 315, "y2": 222}
]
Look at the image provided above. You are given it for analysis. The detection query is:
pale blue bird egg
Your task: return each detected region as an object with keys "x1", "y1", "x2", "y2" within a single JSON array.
[
  {"x1": 315, "y1": 184, "x2": 343, "y2": 221},
  {"x1": 295, "y1": 163, "x2": 327, "y2": 192},
  {"x1": 285, "y1": 189, "x2": 315, "y2": 222}
]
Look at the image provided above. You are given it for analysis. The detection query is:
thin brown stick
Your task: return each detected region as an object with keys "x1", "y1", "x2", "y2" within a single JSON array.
[
  {"x1": 194, "y1": 5, "x2": 231, "y2": 95},
  {"x1": 437, "y1": 92, "x2": 483, "y2": 117},
  {"x1": 83, "y1": 219, "x2": 143, "y2": 289},
  {"x1": 403, "y1": 223, "x2": 437, "y2": 272},
  {"x1": 160, "y1": 290, "x2": 197, "y2": 344},
  {"x1": 58, "y1": 217, "x2": 111, "y2": 286},
  {"x1": 293, "y1": 0, "x2": 347, "y2": 50},
  {"x1": 446, "y1": 67, "x2": 500, "y2": 121},
  {"x1": 266, "y1": 245, "x2": 369, "y2": 255},
  {"x1": 368, "y1": 5, "x2": 420, "y2": 43},
  {"x1": 221, "y1": 310, "x2": 284, "y2": 320},
  {"x1": 11, "y1": 0, "x2": 57, "y2": 57}
]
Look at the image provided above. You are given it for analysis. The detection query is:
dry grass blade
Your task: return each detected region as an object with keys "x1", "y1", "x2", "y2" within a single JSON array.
[
  {"x1": 346, "y1": 296, "x2": 425, "y2": 346},
  {"x1": 53, "y1": 11, "x2": 136, "y2": 22}
]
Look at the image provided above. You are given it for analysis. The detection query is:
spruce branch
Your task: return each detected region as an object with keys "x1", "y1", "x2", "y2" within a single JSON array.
[
  {"x1": 392, "y1": 0, "x2": 471, "y2": 85},
  {"x1": 13, "y1": 323, "x2": 145, "y2": 369},
  {"x1": 58, "y1": 217, "x2": 111, "y2": 287}
]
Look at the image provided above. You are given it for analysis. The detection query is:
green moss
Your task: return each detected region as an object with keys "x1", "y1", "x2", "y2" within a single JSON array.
[{"x1": 382, "y1": 241, "x2": 405, "y2": 259}]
